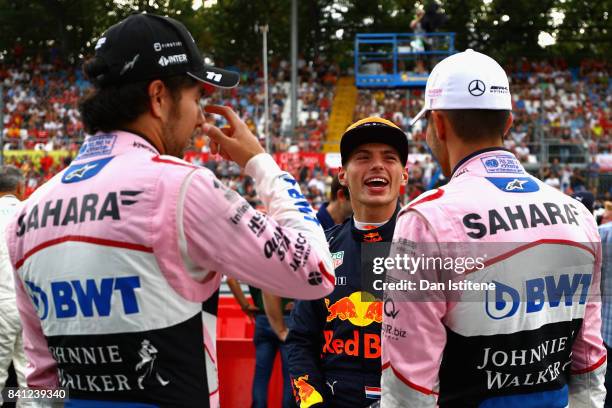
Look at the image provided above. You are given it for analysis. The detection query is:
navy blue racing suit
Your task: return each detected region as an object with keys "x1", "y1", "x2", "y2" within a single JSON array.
[{"x1": 286, "y1": 207, "x2": 399, "y2": 407}]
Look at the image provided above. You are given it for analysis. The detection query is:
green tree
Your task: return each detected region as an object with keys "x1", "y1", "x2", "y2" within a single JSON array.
[
  {"x1": 0, "y1": 0, "x2": 197, "y2": 62},
  {"x1": 0, "y1": 0, "x2": 608, "y2": 66},
  {"x1": 553, "y1": 0, "x2": 611, "y2": 61}
]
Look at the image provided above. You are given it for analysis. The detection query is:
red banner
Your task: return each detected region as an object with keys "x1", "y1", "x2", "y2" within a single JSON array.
[
  {"x1": 183, "y1": 151, "x2": 327, "y2": 171},
  {"x1": 273, "y1": 152, "x2": 326, "y2": 171}
]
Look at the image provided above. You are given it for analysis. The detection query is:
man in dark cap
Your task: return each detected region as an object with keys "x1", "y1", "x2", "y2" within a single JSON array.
[
  {"x1": 287, "y1": 117, "x2": 408, "y2": 407},
  {"x1": 7, "y1": 13, "x2": 334, "y2": 408}
]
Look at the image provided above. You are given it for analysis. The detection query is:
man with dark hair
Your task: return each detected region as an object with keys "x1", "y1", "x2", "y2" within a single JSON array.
[
  {"x1": 382, "y1": 50, "x2": 606, "y2": 407},
  {"x1": 316, "y1": 175, "x2": 353, "y2": 230},
  {"x1": 287, "y1": 117, "x2": 408, "y2": 408},
  {"x1": 6, "y1": 13, "x2": 334, "y2": 408},
  {"x1": 0, "y1": 166, "x2": 26, "y2": 399}
]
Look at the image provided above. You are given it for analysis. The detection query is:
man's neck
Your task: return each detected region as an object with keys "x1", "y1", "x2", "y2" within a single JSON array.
[
  {"x1": 352, "y1": 202, "x2": 396, "y2": 224},
  {"x1": 449, "y1": 139, "x2": 504, "y2": 174},
  {"x1": 326, "y1": 201, "x2": 346, "y2": 225},
  {"x1": 0, "y1": 192, "x2": 18, "y2": 199},
  {"x1": 123, "y1": 119, "x2": 165, "y2": 155}
]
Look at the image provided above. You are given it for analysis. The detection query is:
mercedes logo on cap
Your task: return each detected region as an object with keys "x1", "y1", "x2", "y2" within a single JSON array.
[{"x1": 468, "y1": 79, "x2": 486, "y2": 96}]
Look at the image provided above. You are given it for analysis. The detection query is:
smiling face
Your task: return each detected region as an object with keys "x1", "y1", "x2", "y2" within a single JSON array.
[{"x1": 339, "y1": 143, "x2": 407, "y2": 222}]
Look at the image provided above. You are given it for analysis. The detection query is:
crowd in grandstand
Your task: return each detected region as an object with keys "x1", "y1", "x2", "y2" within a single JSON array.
[{"x1": 0, "y1": 56, "x2": 610, "y2": 208}]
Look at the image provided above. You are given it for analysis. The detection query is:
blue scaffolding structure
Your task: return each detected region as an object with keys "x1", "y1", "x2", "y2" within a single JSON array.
[{"x1": 354, "y1": 32, "x2": 455, "y2": 88}]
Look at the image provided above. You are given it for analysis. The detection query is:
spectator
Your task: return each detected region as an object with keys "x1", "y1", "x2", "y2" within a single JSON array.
[
  {"x1": 599, "y1": 219, "x2": 612, "y2": 408},
  {"x1": 544, "y1": 170, "x2": 561, "y2": 189},
  {"x1": 316, "y1": 175, "x2": 352, "y2": 230},
  {"x1": 587, "y1": 156, "x2": 601, "y2": 193},
  {"x1": 572, "y1": 191, "x2": 595, "y2": 214},
  {"x1": 560, "y1": 164, "x2": 572, "y2": 193},
  {"x1": 571, "y1": 167, "x2": 587, "y2": 192},
  {"x1": 514, "y1": 141, "x2": 530, "y2": 162},
  {"x1": 0, "y1": 166, "x2": 27, "y2": 396}
]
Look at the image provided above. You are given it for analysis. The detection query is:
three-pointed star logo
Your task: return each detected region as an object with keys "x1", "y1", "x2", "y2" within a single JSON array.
[
  {"x1": 468, "y1": 79, "x2": 486, "y2": 96},
  {"x1": 505, "y1": 178, "x2": 528, "y2": 191},
  {"x1": 65, "y1": 163, "x2": 98, "y2": 181}
]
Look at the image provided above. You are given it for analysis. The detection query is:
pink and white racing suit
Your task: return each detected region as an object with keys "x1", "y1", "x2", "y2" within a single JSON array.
[
  {"x1": 382, "y1": 148, "x2": 606, "y2": 407},
  {"x1": 6, "y1": 131, "x2": 334, "y2": 407}
]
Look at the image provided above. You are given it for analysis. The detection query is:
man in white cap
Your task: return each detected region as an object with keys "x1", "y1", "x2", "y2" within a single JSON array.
[{"x1": 381, "y1": 50, "x2": 606, "y2": 407}]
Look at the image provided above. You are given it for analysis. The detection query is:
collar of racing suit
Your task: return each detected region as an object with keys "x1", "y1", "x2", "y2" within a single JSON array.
[
  {"x1": 450, "y1": 146, "x2": 515, "y2": 180},
  {"x1": 117, "y1": 129, "x2": 161, "y2": 155},
  {"x1": 350, "y1": 204, "x2": 400, "y2": 243}
]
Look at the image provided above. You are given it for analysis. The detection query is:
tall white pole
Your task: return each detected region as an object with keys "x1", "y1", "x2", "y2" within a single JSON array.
[
  {"x1": 290, "y1": 0, "x2": 298, "y2": 133},
  {"x1": 0, "y1": 84, "x2": 4, "y2": 165},
  {"x1": 261, "y1": 24, "x2": 270, "y2": 152}
]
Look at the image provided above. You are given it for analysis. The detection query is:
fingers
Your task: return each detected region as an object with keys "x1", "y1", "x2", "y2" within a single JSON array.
[
  {"x1": 204, "y1": 105, "x2": 242, "y2": 129},
  {"x1": 210, "y1": 140, "x2": 221, "y2": 156},
  {"x1": 204, "y1": 124, "x2": 233, "y2": 158},
  {"x1": 203, "y1": 123, "x2": 230, "y2": 144}
]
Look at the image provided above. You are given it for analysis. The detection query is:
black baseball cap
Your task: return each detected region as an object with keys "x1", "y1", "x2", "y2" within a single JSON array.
[
  {"x1": 572, "y1": 191, "x2": 595, "y2": 214},
  {"x1": 87, "y1": 13, "x2": 239, "y2": 88},
  {"x1": 340, "y1": 117, "x2": 408, "y2": 165}
]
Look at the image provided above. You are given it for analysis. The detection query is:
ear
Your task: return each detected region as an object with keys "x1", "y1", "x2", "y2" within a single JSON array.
[
  {"x1": 431, "y1": 111, "x2": 446, "y2": 142},
  {"x1": 400, "y1": 167, "x2": 409, "y2": 186},
  {"x1": 148, "y1": 79, "x2": 168, "y2": 120},
  {"x1": 502, "y1": 111, "x2": 514, "y2": 138},
  {"x1": 338, "y1": 167, "x2": 347, "y2": 186}
]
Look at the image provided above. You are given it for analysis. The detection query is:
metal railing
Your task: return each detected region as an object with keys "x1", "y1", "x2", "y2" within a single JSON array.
[{"x1": 354, "y1": 32, "x2": 455, "y2": 87}]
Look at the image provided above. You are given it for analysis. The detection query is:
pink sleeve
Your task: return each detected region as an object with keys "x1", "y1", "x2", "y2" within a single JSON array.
[
  {"x1": 12, "y1": 269, "x2": 59, "y2": 387},
  {"x1": 181, "y1": 154, "x2": 334, "y2": 299},
  {"x1": 568, "y1": 235, "x2": 607, "y2": 407},
  {"x1": 381, "y1": 209, "x2": 443, "y2": 407}
]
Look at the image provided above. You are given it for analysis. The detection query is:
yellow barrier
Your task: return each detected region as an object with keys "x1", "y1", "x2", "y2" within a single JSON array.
[{"x1": 3, "y1": 150, "x2": 74, "y2": 169}]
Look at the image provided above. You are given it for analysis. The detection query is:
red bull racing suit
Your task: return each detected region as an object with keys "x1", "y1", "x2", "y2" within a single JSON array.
[
  {"x1": 287, "y1": 207, "x2": 398, "y2": 407},
  {"x1": 381, "y1": 148, "x2": 606, "y2": 407},
  {"x1": 7, "y1": 131, "x2": 335, "y2": 407}
]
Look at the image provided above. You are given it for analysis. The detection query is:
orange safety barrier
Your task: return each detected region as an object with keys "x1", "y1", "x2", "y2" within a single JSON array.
[{"x1": 217, "y1": 296, "x2": 286, "y2": 407}]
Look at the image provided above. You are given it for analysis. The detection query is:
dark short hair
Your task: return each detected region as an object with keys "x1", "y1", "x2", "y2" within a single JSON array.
[
  {"x1": 330, "y1": 175, "x2": 350, "y2": 201},
  {"x1": 79, "y1": 63, "x2": 199, "y2": 134},
  {"x1": 0, "y1": 165, "x2": 23, "y2": 193},
  {"x1": 442, "y1": 109, "x2": 511, "y2": 142}
]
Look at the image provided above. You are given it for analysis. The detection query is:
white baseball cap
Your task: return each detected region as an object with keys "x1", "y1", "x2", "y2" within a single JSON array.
[{"x1": 410, "y1": 49, "x2": 512, "y2": 126}]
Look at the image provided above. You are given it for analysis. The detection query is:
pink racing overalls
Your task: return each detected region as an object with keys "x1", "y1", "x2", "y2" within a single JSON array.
[
  {"x1": 382, "y1": 148, "x2": 606, "y2": 408},
  {"x1": 7, "y1": 131, "x2": 334, "y2": 407}
]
